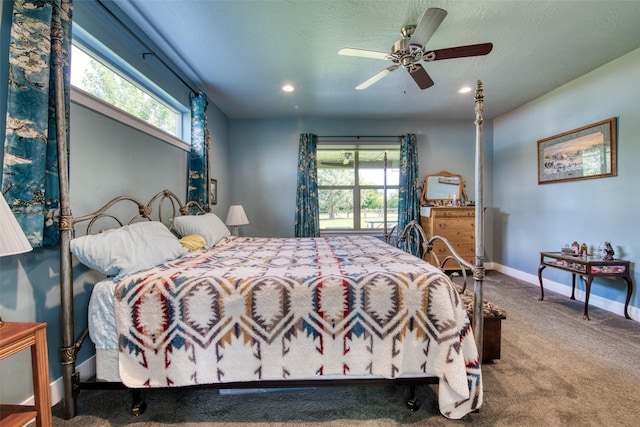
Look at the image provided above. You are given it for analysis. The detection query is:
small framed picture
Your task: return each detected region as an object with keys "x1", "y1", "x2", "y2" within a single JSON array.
[{"x1": 209, "y1": 178, "x2": 217, "y2": 207}]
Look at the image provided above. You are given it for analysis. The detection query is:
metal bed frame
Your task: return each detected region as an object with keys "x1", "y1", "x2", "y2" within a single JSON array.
[{"x1": 52, "y1": 7, "x2": 486, "y2": 413}]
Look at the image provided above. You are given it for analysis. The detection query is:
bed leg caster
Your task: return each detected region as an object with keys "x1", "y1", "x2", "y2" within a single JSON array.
[
  {"x1": 406, "y1": 384, "x2": 421, "y2": 411},
  {"x1": 131, "y1": 390, "x2": 147, "y2": 416},
  {"x1": 407, "y1": 397, "x2": 421, "y2": 411}
]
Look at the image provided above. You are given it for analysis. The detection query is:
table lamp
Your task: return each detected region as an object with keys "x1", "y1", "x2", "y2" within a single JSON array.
[
  {"x1": 0, "y1": 193, "x2": 33, "y2": 327},
  {"x1": 225, "y1": 205, "x2": 249, "y2": 237}
]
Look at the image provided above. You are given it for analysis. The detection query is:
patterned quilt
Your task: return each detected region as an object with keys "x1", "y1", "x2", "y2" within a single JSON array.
[{"x1": 114, "y1": 235, "x2": 482, "y2": 419}]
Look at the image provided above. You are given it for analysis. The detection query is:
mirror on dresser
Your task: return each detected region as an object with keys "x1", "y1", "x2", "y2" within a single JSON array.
[
  {"x1": 420, "y1": 170, "x2": 468, "y2": 206},
  {"x1": 419, "y1": 171, "x2": 474, "y2": 270}
]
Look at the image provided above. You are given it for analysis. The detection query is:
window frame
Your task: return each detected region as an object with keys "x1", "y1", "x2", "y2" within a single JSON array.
[
  {"x1": 317, "y1": 142, "x2": 400, "y2": 236},
  {"x1": 70, "y1": 27, "x2": 190, "y2": 152}
]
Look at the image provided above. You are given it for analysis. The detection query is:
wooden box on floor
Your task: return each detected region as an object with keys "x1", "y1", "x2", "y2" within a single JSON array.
[
  {"x1": 458, "y1": 287, "x2": 506, "y2": 362},
  {"x1": 480, "y1": 316, "x2": 505, "y2": 361}
]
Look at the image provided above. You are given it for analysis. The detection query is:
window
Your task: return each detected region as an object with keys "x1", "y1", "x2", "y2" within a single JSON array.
[
  {"x1": 71, "y1": 43, "x2": 180, "y2": 136},
  {"x1": 318, "y1": 143, "x2": 400, "y2": 233},
  {"x1": 70, "y1": 37, "x2": 187, "y2": 149}
]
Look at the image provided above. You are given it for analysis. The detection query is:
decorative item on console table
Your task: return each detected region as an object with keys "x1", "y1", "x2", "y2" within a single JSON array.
[{"x1": 603, "y1": 242, "x2": 615, "y2": 260}]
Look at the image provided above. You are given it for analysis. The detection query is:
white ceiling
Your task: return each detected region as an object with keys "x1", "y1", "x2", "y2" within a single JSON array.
[{"x1": 115, "y1": 0, "x2": 640, "y2": 120}]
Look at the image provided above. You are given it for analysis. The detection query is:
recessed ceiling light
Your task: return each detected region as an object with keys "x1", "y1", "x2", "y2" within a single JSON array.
[
  {"x1": 282, "y1": 84, "x2": 295, "y2": 93},
  {"x1": 458, "y1": 86, "x2": 472, "y2": 94}
]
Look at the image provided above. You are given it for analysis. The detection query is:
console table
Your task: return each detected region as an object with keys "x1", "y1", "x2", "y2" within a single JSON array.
[{"x1": 538, "y1": 251, "x2": 633, "y2": 320}]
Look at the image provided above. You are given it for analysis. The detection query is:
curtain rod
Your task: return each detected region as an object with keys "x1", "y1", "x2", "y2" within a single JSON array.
[
  {"x1": 317, "y1": 135, "x2": 403, "y2": 139},
  {"x1": 96, "y1": 0, "x2": 199, "y2": 95}
]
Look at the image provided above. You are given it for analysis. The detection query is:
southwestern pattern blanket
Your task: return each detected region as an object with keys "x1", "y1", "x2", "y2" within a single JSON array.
[{"x1": 114, "y1": 235, "x2": 482, "y2": 418}]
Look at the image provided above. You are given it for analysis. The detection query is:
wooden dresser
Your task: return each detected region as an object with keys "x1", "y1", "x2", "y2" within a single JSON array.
[{"x1": 420, "y1": 207, "x2": 475, "y2": 270}]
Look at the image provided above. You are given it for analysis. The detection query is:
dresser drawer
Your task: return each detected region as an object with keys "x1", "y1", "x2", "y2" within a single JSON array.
[
  {"x1": 428, "y1": 241, "x2": 474, "y2": 270},
  {"x1": 432, "y1": 208, "x2": 475, "y2": 218},
  {"x1": 427, "y1": 252, "x2": 474, "y2": 269},
  {"x1": 432, "y1": 241, "x2": 474, "y2": 257},
  {"x1": 433, "y1": 218, "x2": 475, "y2": 233},
  {"x1": 434, "y1": 230, "x2": 475, "y2": 243}
]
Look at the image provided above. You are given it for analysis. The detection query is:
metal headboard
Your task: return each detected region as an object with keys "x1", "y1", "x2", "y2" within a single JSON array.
[
  {"x1": 71, "y1": 189, "x2": 207, "y2": 237},
  {"x1": 57, "y1": 189, "x2": 204, "y2": 416}
]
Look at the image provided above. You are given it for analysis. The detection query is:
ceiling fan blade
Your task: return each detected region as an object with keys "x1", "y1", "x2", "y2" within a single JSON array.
[
  {"x1": 409, "y1": 7, "x2": 447, "y2": 47},
  {"x1": 425, "y1": 43, "x2": 494, "y2": 61},
  {"x1": 355, "y1": 65, "x2": 400, "y2": 90},
  {"x1": 408, "y1": 64, "x2": 434, "y2": 89},
  {"x1": 339, "y1": 48, "x2": 390, "y2": 60}
]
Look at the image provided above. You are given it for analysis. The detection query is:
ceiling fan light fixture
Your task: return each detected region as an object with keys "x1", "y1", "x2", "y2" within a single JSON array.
[{"x1": 282, "y1": 84, "x2": 295, "y2": 93}]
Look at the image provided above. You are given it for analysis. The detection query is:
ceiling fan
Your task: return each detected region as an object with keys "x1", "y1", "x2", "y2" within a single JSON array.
[
  {"x1": 338, "y1": 7, "x2": 493, "y2": 90},
  {"x1": 320, "y1": 151, "x2": 353, "y2": 166}
]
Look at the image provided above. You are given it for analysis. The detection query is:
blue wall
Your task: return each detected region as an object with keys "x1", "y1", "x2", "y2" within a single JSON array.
[
  {"x1": 228, "y1": 117, "x2": 492, "y2": 242},
  {"x1": 2, "y1": 0, "x2": 640, "y2": 408},
  {"x1": 493, "y1": 47, "x2": 640, "y2": 317},
  {"x1": 0, "y1": 1, "x2": 230, "y2": 404}
]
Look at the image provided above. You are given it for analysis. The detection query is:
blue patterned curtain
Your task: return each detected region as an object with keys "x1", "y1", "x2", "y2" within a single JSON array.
[
  {"x1": 187, "y1": 93, "x2": 210, "y2": 211},
  {"x1": 397, "y1": 133, "x2": 420, "y2": 231},
  {"x1": 294, "y1": 133, "x2": 319, "y2": 237},
  {"x1": 1, "y1": 0, "x2": 72, "y2": 248}
]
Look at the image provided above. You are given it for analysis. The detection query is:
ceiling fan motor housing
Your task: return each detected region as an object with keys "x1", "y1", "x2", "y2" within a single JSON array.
[{"x1": 391, "y1": 37, "x2": 424, "y2": 70}]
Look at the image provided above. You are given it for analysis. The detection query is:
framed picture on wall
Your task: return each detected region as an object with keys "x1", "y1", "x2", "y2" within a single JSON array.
[
  {"x1": 209, "y1": 178, "x2": 217, "y2": 207},
  {"x1": 537, "y1": 117, "x2": 617, "y2": 184}
]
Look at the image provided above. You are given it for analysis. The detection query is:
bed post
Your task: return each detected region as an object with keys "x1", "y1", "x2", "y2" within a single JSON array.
[
  {"x1": 473, "y1": 81, "x2": 485, "y2": 363},
  {"x1": 52, "y1": 4, "x2": 77, "y2": 419}
]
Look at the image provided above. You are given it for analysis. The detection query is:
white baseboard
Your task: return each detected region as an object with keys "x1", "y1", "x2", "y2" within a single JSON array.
[
  {"x1": 491, "y1": 263, "x2": 637, "y2": 321},
  {"x1": 21, "y1": 355, "x2": 96, "y2": 407}
]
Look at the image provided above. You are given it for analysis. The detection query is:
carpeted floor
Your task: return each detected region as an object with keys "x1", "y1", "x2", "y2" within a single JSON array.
[{"x1": 52, "y1": 271, "x2": 640, "y2": 426}]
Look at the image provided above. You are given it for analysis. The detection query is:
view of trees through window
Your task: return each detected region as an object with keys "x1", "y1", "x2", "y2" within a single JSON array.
[
  {"x1": 318, "y1": 146, "x2": 400, "y2": 231},
  {"x1": 70, "y1": 45, "x2": 179, "y2": 136}
]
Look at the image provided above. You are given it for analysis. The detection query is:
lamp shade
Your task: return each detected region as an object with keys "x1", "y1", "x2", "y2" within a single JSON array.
[
  {"x1": 225, "y1": 205, "x2": 249, "y2": 226},
  {"x1": 0, "y1": 193, "x2": 33, "y2": 256}
]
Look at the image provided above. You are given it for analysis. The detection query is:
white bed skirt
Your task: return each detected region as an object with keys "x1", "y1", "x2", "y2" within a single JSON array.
[
  {"x1": 96, "y1": 348, "x2": 121, "y2": 382},
  {"x1": 94, "y1": 348, "x2": 440, "y2": 384}
]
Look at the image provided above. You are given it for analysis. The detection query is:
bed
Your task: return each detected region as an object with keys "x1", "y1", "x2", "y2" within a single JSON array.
[
  {"x1": 54, "y1": 80, "x2": 488, "y2": 420},
  {"x1": 62, "y1": 191, "x2": 479, "y2": 419}
]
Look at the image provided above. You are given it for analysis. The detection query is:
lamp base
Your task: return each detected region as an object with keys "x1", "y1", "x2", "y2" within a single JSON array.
[{"x1": 232, "y1": 226, "x2": 239, "y2": 237}]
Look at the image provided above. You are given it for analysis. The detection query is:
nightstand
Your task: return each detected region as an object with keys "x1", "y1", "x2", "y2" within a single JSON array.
[{"x1": 0, "y1": 322, "x2": 52, "y2": 427}]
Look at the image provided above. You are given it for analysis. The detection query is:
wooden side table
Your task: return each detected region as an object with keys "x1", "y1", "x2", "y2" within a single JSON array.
[
  {"x1": 0, "y1": 322, "x2": 52, "y2": 427},
  {"x1": 538, "y1": 251, "x2": 633, "y2": 320}
]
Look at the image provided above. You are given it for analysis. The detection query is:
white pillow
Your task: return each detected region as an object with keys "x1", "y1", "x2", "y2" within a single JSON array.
[
  {"x1": 70, "y1": 221, "x2": 188, "y2": 280},
  {"x1": 172, "y1": 213, "x2": 230, "y2": 246}
]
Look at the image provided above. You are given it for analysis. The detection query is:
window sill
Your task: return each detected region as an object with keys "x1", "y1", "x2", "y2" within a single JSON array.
[{"x1": 320, "y1": 230, "x2": 389, "y2": 238}]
